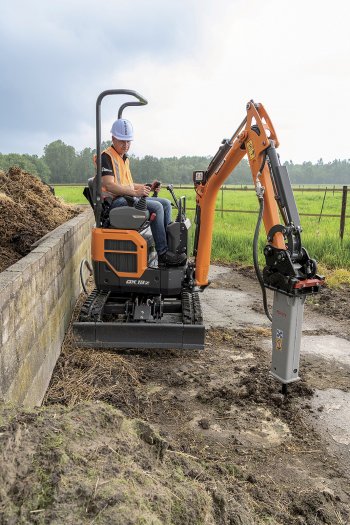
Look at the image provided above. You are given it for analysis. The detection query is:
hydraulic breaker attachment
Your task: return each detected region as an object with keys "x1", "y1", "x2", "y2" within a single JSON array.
[
  {"x1": 270, "y1": 291, "x2": 306, "y2": 384},
  {"x1": 263, "y1": 144, "x2": 323, "y2": 387}
]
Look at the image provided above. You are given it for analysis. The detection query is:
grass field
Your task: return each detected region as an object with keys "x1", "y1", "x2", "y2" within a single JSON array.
[{"x1": 56, "y1": 185, "x2": 350, "y2": 271}]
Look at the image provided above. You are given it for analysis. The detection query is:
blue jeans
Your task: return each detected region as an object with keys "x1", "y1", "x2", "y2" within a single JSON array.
[{"x1": 110, "y1": 196, "x2": 172, "y2": 255}]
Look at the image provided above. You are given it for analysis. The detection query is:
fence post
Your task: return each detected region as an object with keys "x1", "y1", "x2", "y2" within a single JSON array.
[
  {"x1": 339, "y1": 185, "x2": 348, "y2": 242},
  {"x1": 221, "y1": 186, "x2": 224, "y2": 218},
  {"x1": 318, "y1": 187, "x2": 327, "y2": 223}
]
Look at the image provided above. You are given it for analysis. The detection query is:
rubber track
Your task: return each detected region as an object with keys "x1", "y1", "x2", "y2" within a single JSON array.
[
  {"x1": 192, "y1": 292, "x2": 203, "y2": 324},
  {"x1": 182, "y1": 291, "x2": 203, "y2": 325},
  {"x1": 182, "y1": 291, "x2": 193, "y2": 324},
  {"x1": 79, "y1": 289, "x2": 110, "y2": 322}
]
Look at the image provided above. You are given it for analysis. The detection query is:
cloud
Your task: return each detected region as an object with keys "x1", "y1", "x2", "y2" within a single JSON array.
[
  {"x1": 0, "y1": 0, "x2": 200, "y2": 151},
  {"x1": 109, "y1": 0, "x2": 350, "y2": 164},
  {"x1": 0, "y1": 0, "x2": 350, "y2": 163}
]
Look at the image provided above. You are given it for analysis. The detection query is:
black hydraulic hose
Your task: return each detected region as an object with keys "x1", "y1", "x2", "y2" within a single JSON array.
[
  {"x1": 80, "y1": 259, "x2": 93, "y2": 294},
  {"x1": 253, "y1": 197, "x2": 272, "y2": 322},
  {"x1": 253, "y1": 153, "x2": 272, "y2": 322}
]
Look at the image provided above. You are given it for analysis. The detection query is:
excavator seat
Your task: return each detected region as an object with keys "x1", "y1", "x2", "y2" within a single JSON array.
[{"x1": 85, "y1": 178, "x2": 150, "y2": 230}]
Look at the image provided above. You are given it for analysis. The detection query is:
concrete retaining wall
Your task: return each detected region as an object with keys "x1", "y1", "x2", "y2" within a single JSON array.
[{"x1": 0, "y1": 208, "x2": 94, "y2": 406}]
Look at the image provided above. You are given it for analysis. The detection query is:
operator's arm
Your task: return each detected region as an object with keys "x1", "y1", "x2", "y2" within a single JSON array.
[
  {"x1": 102, "y1": 175, "x2": 150, "y2": 197},
  {"x1": 133, "y1": 183, "x2": 149, "y2": 191},
  {"x1": 101, "y1": 153, "x2": 150, "y2": 197}
]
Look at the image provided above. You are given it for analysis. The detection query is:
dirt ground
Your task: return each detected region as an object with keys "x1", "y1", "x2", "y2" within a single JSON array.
[{"x1": 2, "y1": 266, "x2": 349, "y2": 524}]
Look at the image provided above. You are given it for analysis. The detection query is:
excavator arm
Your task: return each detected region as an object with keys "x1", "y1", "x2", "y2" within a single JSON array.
[{"x1": 192, "y1": 100, "x2": 324, "y2": 388}]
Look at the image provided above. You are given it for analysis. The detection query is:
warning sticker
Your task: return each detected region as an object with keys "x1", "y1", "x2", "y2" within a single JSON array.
[
  {"x1": 275, "y1": 328, "x2": 283, "y2": 351},
  {"x1": 246, "y1": 140, "x2": 255, "y2": 160}
]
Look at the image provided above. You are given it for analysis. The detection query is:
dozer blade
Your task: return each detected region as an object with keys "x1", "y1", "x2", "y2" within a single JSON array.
[{"x1": 72, "y1": 321, "x2": 205, "y2": 350}]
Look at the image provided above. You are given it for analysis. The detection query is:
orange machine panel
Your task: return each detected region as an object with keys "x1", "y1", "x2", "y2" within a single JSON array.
[{"x1": 92, "y1": 227, "x2": 148, "y2": 279}]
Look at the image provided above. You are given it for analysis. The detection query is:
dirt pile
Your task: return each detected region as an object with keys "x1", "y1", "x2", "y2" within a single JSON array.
[
  {"x1": 0, "y1": 402, "x2": 214, "y2": 525},
  {"x1": 0, "y1": 167, "x2": 79, "y2": 272}
]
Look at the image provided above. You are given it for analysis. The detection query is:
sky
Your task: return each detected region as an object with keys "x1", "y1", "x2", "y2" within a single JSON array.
[{"x1": 0, "y1": 0, "x2": 349, "y2": 164}]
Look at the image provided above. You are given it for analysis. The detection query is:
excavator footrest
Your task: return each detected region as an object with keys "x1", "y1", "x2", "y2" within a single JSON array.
[{"x1": 72, "y1": 321, "x2": 205, "y2": 350}]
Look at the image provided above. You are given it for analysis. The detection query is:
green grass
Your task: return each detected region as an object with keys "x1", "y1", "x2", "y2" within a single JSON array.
[
  {"x1": 55, "y1": 185, "x2": 86, "y2": 204},
  {"x1": 55, "y1": 185, "x2": 350, "y2": 271}
]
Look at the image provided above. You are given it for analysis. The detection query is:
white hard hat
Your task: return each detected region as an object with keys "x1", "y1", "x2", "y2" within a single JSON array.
[{"x1": 110, "y1": 118, "x2": 134, "y2": 141}]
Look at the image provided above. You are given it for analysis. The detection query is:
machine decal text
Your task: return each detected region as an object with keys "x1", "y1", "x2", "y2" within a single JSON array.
[{"x1": 126, "y1": 279, "x2": 150, "y2": 285}]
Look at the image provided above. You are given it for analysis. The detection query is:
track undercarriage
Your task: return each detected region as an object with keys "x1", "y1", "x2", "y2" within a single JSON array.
[{"x1": 73, "y1": 288, "x2": 205, "y2": 350}]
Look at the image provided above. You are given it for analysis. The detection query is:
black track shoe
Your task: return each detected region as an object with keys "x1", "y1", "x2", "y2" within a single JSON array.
[{"x1": 158, "y1": 251, "x2": 187, "y2": 267}]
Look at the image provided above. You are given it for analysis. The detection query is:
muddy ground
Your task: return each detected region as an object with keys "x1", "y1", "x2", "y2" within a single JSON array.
[
  {"x1": 2, "y1": 265, "x2": 349, "y2": 524},
  {"x1": 1, "y1": 170, "x2": 349, "y2": 523}
]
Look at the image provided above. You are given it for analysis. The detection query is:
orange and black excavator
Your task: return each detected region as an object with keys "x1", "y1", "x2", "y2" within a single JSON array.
[{"x1": 73, "y1": 89, "x2": 323, "y2": 389}]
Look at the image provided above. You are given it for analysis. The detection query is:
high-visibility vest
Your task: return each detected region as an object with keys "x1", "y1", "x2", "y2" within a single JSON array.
[{"x1": 99, "y1": 146, "x2": 134, "y2": 200}]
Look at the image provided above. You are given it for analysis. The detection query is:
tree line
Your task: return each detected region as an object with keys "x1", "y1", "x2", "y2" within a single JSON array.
[{"x1": 0, "y1": 140, "x2": 350, "y2": 185}]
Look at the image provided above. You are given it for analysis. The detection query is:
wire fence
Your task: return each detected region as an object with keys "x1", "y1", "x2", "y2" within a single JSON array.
[
  {"x1": 186, "y1": 186, "x2": 349, "y2": 241},
  {"x1": 179, "y1": 185, "x2": 348, "y2": 241},
  {"x1": 54, "y1": 184, "x2": 349, "y2": 240}
]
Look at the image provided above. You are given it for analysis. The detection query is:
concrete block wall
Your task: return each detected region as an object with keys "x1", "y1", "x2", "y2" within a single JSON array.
[{"x1": 0, "y1": 208, "x2": 95, "y2": 406}]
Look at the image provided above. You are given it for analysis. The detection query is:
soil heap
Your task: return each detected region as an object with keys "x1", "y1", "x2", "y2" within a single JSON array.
[
  {"x1": 0, "y1": 402, "x2": 213, "y2": 525},
  {"x1": 0, "y1": 167, "x2": 79, "y2": 272}
]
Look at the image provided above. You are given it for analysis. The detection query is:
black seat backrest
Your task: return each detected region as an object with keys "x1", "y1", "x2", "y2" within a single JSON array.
[
  {"x1": 83, "y1": 177, "x2": 95, "y2": 209},
  {"x1": 88, "y1": 177, "x2": 95, "y2": 198},
  {"x1": 109, "y1": 207, "x2": 149, "y2": 229}
]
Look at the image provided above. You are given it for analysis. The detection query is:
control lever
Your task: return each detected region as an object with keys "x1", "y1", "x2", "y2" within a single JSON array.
[
  {"x1": 146, "y1": 181, "x2": 161, "y2": 197},
  {"x1": 166, "y1": 184, "x2": 179, "y2": 209}
]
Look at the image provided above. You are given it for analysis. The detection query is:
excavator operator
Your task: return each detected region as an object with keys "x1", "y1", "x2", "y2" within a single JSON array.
[{"x1": 100, "y1": 118, "x2": 186, "y2": 266}]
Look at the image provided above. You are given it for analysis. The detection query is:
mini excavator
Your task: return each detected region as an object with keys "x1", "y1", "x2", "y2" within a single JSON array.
[{"x1": 73, "y1": 89, "x2": 324, "y2": 388}]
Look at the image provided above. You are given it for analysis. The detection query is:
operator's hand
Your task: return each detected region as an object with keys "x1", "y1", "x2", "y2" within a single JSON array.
[
  {"x1": 151, "y1": 180, "x2": 161, "y2": 195},
  {"x1": 134, "y1": 184, "x2": 151, "y2": 198}
]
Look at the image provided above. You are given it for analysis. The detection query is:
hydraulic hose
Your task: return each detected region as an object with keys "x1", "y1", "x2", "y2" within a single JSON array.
[
  {"x1": 253, "y1": 154, "x2": 272, "y2": 322},
  {"x1": 253, "y1": 197, "x2": 272, "y2": 322},
  {"x1": 80, "y1": 259, "x2": 93, "y2": 294}
]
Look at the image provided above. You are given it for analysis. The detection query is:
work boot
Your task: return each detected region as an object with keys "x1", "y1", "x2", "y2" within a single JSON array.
[{"x1": 158, "y1": 251, "x2": 187, "y2": 267}]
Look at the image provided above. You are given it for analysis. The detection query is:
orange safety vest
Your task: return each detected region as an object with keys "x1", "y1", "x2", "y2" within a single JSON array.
[{"x1": 99, "y1": 146, "x2": 134, "y2": 200}]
